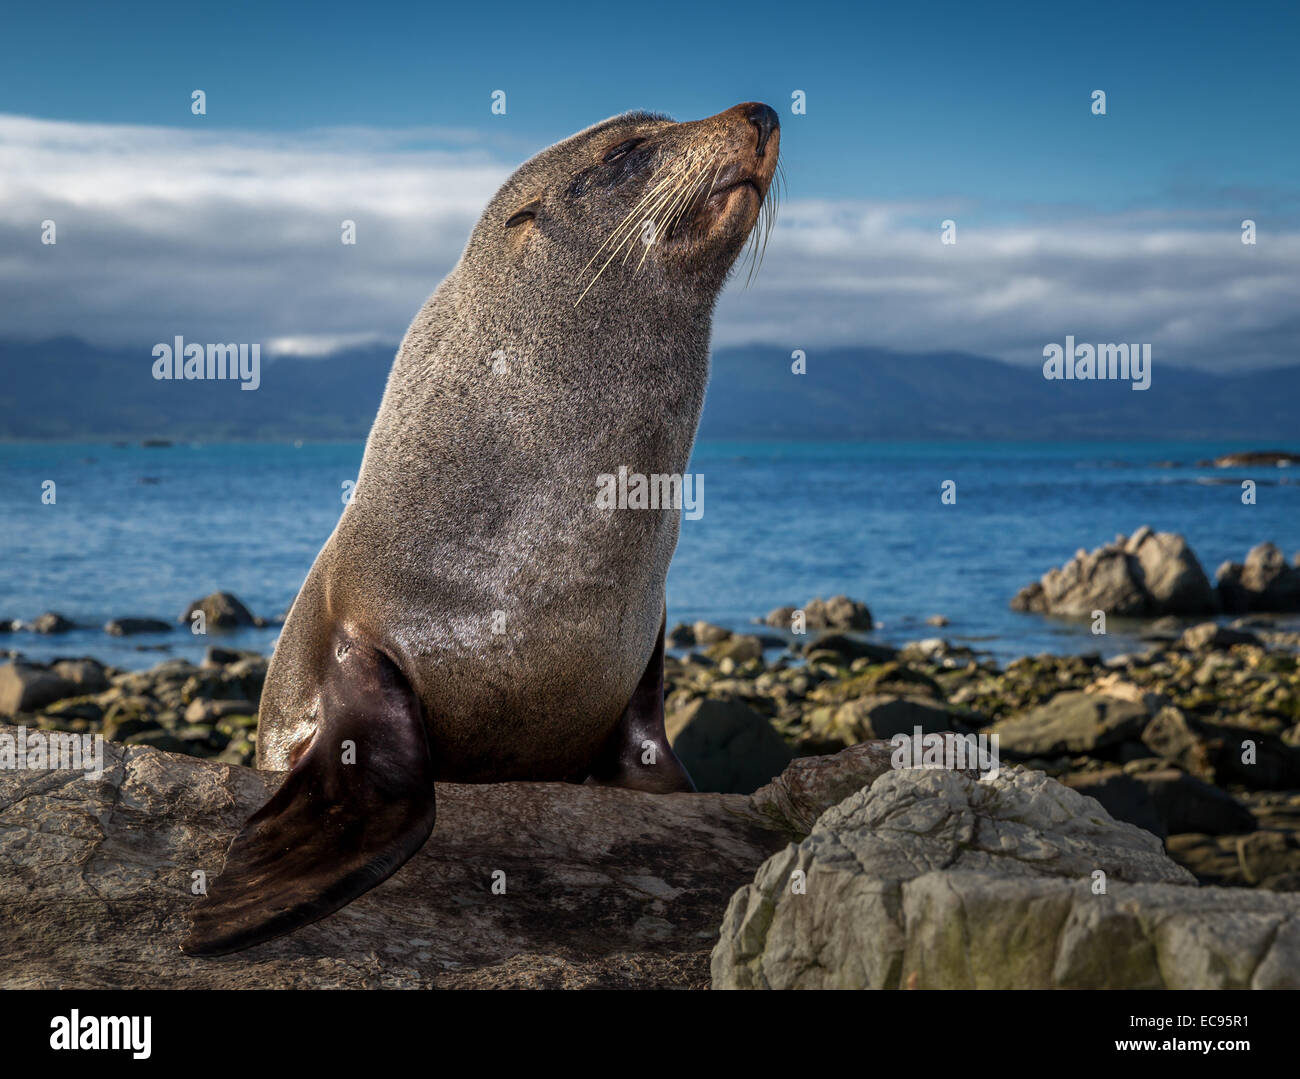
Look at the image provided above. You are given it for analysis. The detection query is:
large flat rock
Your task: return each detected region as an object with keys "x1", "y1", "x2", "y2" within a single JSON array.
[{"x1": 0, "y1": 724, "x2": 788, "y2": 988}]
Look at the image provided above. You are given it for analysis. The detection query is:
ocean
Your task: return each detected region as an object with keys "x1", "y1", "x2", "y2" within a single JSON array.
[{"x1": 1, "y1": 439, "x2": 1297, "y2": 670}]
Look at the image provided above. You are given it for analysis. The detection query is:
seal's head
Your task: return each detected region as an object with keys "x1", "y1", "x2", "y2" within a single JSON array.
[{"x1": 461, "y1": 102, "x2": 781, "y2": 314}]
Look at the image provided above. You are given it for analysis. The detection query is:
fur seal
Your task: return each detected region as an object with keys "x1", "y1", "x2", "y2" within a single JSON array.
[{"x1": 182, "y1": 101, "x2": 781, "y2": 956}]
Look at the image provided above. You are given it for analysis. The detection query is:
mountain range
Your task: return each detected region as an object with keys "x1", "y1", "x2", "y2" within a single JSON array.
[{"x1": 2, "y1": 337, "x2": 1296, "y2": 441}]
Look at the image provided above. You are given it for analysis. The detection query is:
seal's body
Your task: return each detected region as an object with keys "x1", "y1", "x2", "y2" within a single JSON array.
[{"x1": 184, "y1": 102, "x2": 780, "y2": 956}]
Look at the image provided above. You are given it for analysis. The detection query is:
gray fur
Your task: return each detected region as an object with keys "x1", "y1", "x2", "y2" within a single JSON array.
[{"x1": 256, "y1": 103, "x2": 779, "y2": 782}]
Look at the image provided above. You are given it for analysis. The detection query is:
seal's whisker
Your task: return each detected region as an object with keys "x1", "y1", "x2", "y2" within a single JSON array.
[
  {"x1": 635, "y1": 155, "x2": 715, "y2": 273},
  {"x1": 628, "y1": 162, "x2": 696, "y2": 268},
  {"x1": 743, "y1": 159, "x2": 782, "y2": 287},
  {"x1": 579, "y1": 160, "x2": 688, "y2": 277},
  {"x1": 575, "y1": 160, "x2": 697, "y2": 304}
]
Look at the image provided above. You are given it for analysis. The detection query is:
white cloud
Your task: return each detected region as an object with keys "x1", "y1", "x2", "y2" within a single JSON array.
[{"x1": 2, "y1": 114, "x2": 1296, "y2": 370}]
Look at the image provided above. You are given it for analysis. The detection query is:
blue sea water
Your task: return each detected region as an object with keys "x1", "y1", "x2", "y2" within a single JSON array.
[{"x1": 1, "y1": 440, "x2": 1297, "y2": 670}]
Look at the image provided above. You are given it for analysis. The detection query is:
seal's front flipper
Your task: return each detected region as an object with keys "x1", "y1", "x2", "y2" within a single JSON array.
[
  {"x1": 181, "y1": 635, "x2": 436, "y2": 957},
  {"x1": 586, "y1": 615, "x2": 696, "y2": 794}
]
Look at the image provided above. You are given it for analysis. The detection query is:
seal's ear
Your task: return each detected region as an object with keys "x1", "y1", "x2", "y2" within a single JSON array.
[{"x1": 181, "y1": 637, "x2": 436, "y2": 957}]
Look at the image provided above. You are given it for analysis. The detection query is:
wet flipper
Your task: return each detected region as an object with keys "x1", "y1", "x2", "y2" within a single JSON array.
[
  {"x1": 182, "y1": 634, "x2": 436, "y2": 956},
  {"x1": 586, "y1": 615, "x2": 696, "y2": 793}
]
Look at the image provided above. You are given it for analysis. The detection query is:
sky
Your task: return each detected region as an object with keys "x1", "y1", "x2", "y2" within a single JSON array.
[{"x1": 1, "y1": 0, "x2": 1297, "y2": 369}]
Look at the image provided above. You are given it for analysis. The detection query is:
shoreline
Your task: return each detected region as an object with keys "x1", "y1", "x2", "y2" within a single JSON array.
[{"x1": 4, "y1": 613, "x2": 1300, "y2": 893}]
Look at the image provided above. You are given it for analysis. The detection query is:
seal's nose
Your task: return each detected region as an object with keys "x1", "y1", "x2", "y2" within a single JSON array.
[{"x1": 745, "y1": 103, "x2": 780, "y2": 158}]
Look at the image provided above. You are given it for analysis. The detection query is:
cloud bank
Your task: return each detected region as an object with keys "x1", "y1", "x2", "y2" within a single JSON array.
[{"x1": 2, "y1": 114, "x2": 1296, "y2": 369}]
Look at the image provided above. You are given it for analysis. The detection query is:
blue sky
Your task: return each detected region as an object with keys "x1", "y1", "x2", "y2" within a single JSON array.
[
  {"x1": 4, "y1": 0, "x2": 1297, "y2": 211},
  {"x1": 1, "y1": 1, "x2": 1297, "y2": 367}
]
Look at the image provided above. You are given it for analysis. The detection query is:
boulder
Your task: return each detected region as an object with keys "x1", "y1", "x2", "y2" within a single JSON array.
[
  {"x1": 31, "y1": 612, "x2": 76, "y2": 634},
  {"x1": 801, "y1": 632, "x2": 897, "y2": 664},
  {"x1": 761, "y1": 606, "x2": 798, "y2": 630},
  {"x1": 1125, "y1": 526, "x2": 1215, "y2": 614},
  {"x1": 1179, "y1": 622, "x2": 1261, "y2": 651},
  {"x1": 1217, "y1": 543, "x2": 1300, "y2": 613},
  {"x1": 1009, "y1": 580, "x2": 1047, "y2": 613},
  {"x1": 0, "y1": 662, "x2": 80, "y2": 717},
  {"x1": 50, "y1": 659, "x2": 110, "y2": 694},
  {"x1": 666, "y1": 698, "x2": 795, "y2": 794},
  {"x1": 1011, "y1": 528, "x2": 1215, "y2": 618},
  {"x1": 690, "y1": 621, "x2": 731, "y2": 644},
  {"x1": 710, "y1": 764, "x2": 1242, "y2": 989},
  {"x1": 1040, "y1": 545, "x2": 1148, "y2": 617},
  {"x1": 991, "y1": 691, "x2": 1150, "y2": 758},
  {"x1": 183, "y1": 699, "x2": 258, "y2": 724},
  {"x1": 179, "y1": 592, "x2": 261, "y2": 630},
  {"x1": 1132, "y1": 769, "x2": 1257, "y2": 836},
  {"x1": 814, "y1": 695, "x2": 975, "y2": 745},
  {"x1": 666, "y1": 623, "x2": 695, "y2": 647},
  {"x1": 766, "y1": 596, "x2": 872, "y2": 631},
  {"x1": 1142, "y1": 707, "x2": 1300, "y2": 790},
  {"x1": 704, "y1": 635, "x2": 763, "y2": 664},
  {"x1": 1211, "y1": 451, "x2": 1300, "y2": 468},
  {"x1": 748, "y1": 741, "x2": 900, "y2": 836},
  {"x1": 1062, "y1": 770, "x2": 1167, "y2": 838},
  {"x1": 105, "y1": 618, "x2": 173, "y2": 636},
  {"x1": 0, "y1": 720, "x2": 798, "y2": 989}
]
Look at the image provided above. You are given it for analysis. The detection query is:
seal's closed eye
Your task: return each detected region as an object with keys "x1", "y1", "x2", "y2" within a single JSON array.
[
  {"x1": 504, "y1": 204, "x2": 537, "y2": 228},
  {"x1": 602, "y1": 137, "x2": 644, "y2": 162}
]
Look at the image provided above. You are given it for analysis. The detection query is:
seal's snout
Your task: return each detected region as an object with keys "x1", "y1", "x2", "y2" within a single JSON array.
[{"x1": 744, "y1": 103, "x2": 780, "y2": 158}]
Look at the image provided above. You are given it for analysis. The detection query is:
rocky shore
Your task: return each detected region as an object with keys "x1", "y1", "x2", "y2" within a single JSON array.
[
  {"x1": 4, "y1": 582, "x2": 1300, "y2": 895},
  {"x1": 1012, "y1": 529, "x2": 1300, "y2": 618}
]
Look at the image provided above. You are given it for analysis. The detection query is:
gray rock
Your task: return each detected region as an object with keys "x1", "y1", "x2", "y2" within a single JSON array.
[
  {"x1": 105, "y1": 618, "x2": 172, "y2": 636},
  {"x1": 806, "y1": 595, "x2": 873, "y2": 630},
  {"x1": 1012, "y1": 529, "x2": 1216, "y2": 618},
  {"x1": 1131, "y1": 769, "x2": 1257, "y2": 836},
  {"x1": 749, "y1": 741, "x2": 900, "y2": 836},
  {"x1": 898, "y1": 873, "x2": 1300, "y2": 989},
  {"x1": 183, "y1": 698, "x2": 257, "y2": 724},
  {"x1": 179, "y1": 592, "x2": 261, "y2": 630},
  {"x1": 691, "y1": 621, "x2": 731, "y2": 645},
  {"x1": 1217, "y1": 542, "x2": 1300, "y2": 613},
  {"x1": 1211, "y1": 450, "x2": 1300, "y2": 468},
  {"x1": 48, "y1": 659, "x2": 110, "y2": 694},
  {"x1": 761, "y1": 606, "x2": 798, "y2": 630},
  {"x1": 1041, "y1": 545, "x2": 1148, "y2": 617},
  {"x1": 818, "y1": 695, "x2": 977, "y2": 744},
  {"x1": 31, "y1": 612, "x2": 76, "y2": 634},
  {"x1": 1142, "y1": 707, "x2": 1300, "y2": 790},
  {"x1": 712, "y1": 764, "x2": 1204, "y2": 989},
  {"x1": 666, "y1": 623, "x2": 695, "y2": 647},
  {"x1": 1063, "y1": 770, "x2": 1167, "y2": 838},
  {"x1": 0, "y1": 721, "x2": 798, "y2": 988},
  {"x1": 1127, "y1": 528, "x2": 1215, "y2": 614},
  {"x1": 0, "y1": 662, "x2": 80, "y2": 716},
  {"x1": 801, "y1": 632, "x2": 897, "y2": 664},
  {"x1": 992, "y1": 691, "x2": 1150, "y2": 757},
  {"x1": 666, "y1": 697, "x2": 795, "y2": 794},
  {"x1": 1179, "y1": 622, "x2": 1261, "y2": 650},
  {"x1": 704, "y1": 634, "x2": 763, "y2": 664}
]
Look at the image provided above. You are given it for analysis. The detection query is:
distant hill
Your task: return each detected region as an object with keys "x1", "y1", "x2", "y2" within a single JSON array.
[
  {"x1": 700, "y1": 347, "x2": 1300, "y2": 441},
  {"x1": 1, "y1": 337, "x2": 1296, "y2": 441}
]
